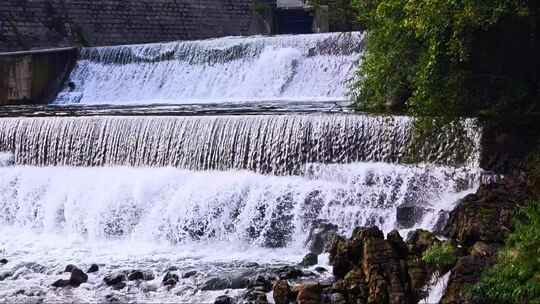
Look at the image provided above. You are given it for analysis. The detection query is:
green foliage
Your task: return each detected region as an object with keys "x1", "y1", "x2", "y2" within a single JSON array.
[
  {"x1": 351, "y1": 0, "x2": 538, "y2": 125},
  {"x1": 307, "y1": 0, "x2": 359, "y2": 31},
  {"x1": 472, "y1": 201, "x2": 540, "y2": 303},
  {"x1": 528, "y1": 152, "x2": 540, "y2": 198},
  {"x1": 422, "y1": 242, "x2": 457, "y2": 271}
]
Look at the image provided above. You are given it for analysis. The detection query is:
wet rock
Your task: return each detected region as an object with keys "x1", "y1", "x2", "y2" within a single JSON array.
[
  {"x1": 443, "y1": 178, "x2": 527, "y2": 246},
  {"x1": 215, "y1": 295, "x2": 236, "y2": 304},
  {"x1": 333, "y1": 267, "x2": 367, "y2": 303},
  {"x1": 328, "y1": 293, "x2": 347, "y2": 304},
  {"x1": 0, "y1": 271, "x2": 13, "y2": 281},
  {"x1": 248, "y1": 274, "x2": 273, "y2": 292},
  {"x1": 273, "y1": 280, "x2": 291, "y2": 304},
  {"x1": 201, "y1": 277, "x2": 234, "y2": 291},
  {"x1": 305, "y1": 221, "x2": 339, "y2": 255},
  {"x1": 441, "y1": 256, "x2": 492, "y2": 304},
  {"x1": 69, "y1": 267, "x2": 88, "y2": 287},
  {"x1": 141, "y1": 282, "x2": 158, "y2": 292},
  {"x1": 328, "y1": 234, "x2": 360, "y2": 279},
  {"x1": 296, "y1": 283, "x2": 322, "y2": 304},
  {"x1": 87, "y1": 264, "x2": 99, "y2": 273},
  {"x1": 300, "y1": 253, "x2": 318, "y2": 267},
  {"x1": 111, "y1": 282, "x2": 127, "y2": 290},
  {"x1": 104, "y1": 272, "x2": 127, "y2": 286},
  {"x1": 128, "y1": 270, "x2": 155, "y2": 281},
  {"x1": 314, "y1": 267, "x2": 327, "y2": 273},
  {"x1": 396, "y1": 202, "x2": 432, "y2": 229},
  {"x1": 275, "y1": 265, "x2": 304, "y2": 280},
  {"x1": 241, "y1": 289, "x2": 268, "y2": 304},
  {"x1": 163, "y1": 272, "x2": 179, "y2": 287},
  {"x1": 52, "y1": 279, "x2": 70, "y2": 288},
  {"x1": 0, "y1": 258, "x2": 7, "y2": 265},
  {"x1": 64, "y1": 264, "x2": 77, "y2": 273},
  {"x1": 182, "y1": 270, "x2": 197, "y2": 278},
  {"x1": 406, "y1": 229, "x2": 439, "y2": 254}
]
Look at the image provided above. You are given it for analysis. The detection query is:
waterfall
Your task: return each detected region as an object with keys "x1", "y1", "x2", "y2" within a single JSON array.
[
  {"x1": 0, "y1": 163, "x2": 479, "y2": 247},
  {"x1": 54, "y1": 32, "x2": 363, "y2": 105},
  {"x1": 0, "y1": 115, "x2": 480, "y2": 173}
]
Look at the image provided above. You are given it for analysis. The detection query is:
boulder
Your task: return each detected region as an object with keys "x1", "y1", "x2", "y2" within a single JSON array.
[
  {"x1": 162, "y1": 272, "x2": 179, "y2": 287},
  {"x1": 273, "y1": 280, "x2": 292, "y2": 304},
  {"x1": 87, "y1": 264, "x2": 99, "y2": 273},
  {"x1": 64, "y1": 264, "x2": 77, "y2": 273},
  {"x1": 396, "y1": 202, "x2": 432, "y2": 229},
  {"x1": 300, "y1": 253, "x2": 318, "y2": 267},
  {"x1": 275, "y1": 266, "x2": 304, "y2": 280},
  {"x1": 52, "y1": 279, "x2": 70, "y2": 288},
  {"x1": 0, "y1": 258, "x2": 7, "y2": 265},
  {"x1": 441, "y1": 256, "x2": 492, "y2": 304},
  {"x1": 241, "y1": 289, "x2": 268, "y2": 304},
  {"x1": 112, "y1": 282, "x2": 127, "y2": 290},
  {"x1": 104, "y1": 272, "x2": 127, "y2": 286},
  {"x1": 215, "y1": 295, "x2": 236, "y2": 304},
  {"x1": 305, "y1": 221, "x2": 339, "y2": 255},
  {"x1": 128, "y1": 270, "x2": 155, "y2": 281},
  {"x1": 296, "y1": 283, "x2": 322, "y2": 304},
  {"x1": 69, "y1": 268, "x2": 88, "y2": 287},
  {"x1": 182, "y1": 270, "x2": 197, "y2": 278}
]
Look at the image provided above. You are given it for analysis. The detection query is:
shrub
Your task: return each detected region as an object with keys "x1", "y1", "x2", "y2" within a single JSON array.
[
  {"x1": 472, "y1": 201, "x2": 540, "y2": 304},
  {"x1": 422, "y1": 242, "x2": 457, "y2": 273}
]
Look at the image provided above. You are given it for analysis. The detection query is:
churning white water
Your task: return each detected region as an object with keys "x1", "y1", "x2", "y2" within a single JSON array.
[{"x1": 53, "y1": 33, "x2": 363, "y2": 105}]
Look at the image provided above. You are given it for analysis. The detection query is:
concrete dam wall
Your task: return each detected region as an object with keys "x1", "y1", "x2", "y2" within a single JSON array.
[{"x1": 0, "y1": 0, "x2": 274, "y2": 52}]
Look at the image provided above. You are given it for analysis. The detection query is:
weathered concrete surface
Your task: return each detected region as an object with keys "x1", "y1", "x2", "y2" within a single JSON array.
[
  {"x1": 0, "y1": 0, "x2": 275, "y2": 52},
  {"x1": 0, "y1": 48, "x2": 77, "y2": 105}
]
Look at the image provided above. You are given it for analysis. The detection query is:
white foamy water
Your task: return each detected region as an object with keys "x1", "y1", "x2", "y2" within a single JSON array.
[
  {"x1": 53, "y1": 32, "x2": 363, "y2": 105},
  {"x1": 0, "y1": 163, "x2": 477, "y2": 303}
]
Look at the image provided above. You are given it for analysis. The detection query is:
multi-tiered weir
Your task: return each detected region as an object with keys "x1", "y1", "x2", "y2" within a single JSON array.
[{"x1": 0, "y1": 32, "x2": 482, "y2": 303}]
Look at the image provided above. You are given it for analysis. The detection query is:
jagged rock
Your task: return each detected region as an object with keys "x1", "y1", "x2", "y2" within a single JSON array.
[
  {"x1": 305, "y1": 221, "x2": 339, "y2": 255},
  {"x1": 128, "y1": 270, "x2": 155, "y2": 281},
  {"x1": 333, "y1": 267, "x2": 367, "y2": 303},
  {"x1": 0, "y1": 258, "x2": 7, "y2": 265},
  {"x1": 273, "y1": 280, "x2": 292, "y2": 304},
  {"x1": 248, "y1": 274, "x2": 273, "y2": 292},
  {"x1": 443, "y1": 178, "x2": 527, "y2": 246},
  {"x1": 215, "y1": 295, "x2": 236, "y2": 304},
  {"x1": 163, "y1": 272, "x2": 179, "y2": 287},
  {"x1": 104, "y1": 273, "x2": 127, "y2": 286},
  {"x1": 182, "y1": 270, "x2": 197, "y2": 278},
  {"x1": 406, "y1": 229, "x2": 439, "y2": 254},
  {"x1": 396, "y1": 202, "x2": 432, "y2": 229},
  {"x1": 328, "y1": 235, "x2": 357, "y2": 279},
  {"x1": 87, "y1": 264, "x2": 99, "y2": 273},
  {"x1": 441, "y1": 256, "x2": 492, "y2": 304},
  {"x1": 296, "y1": 283, "x2": 322, "y2": 304},
  {"x1": 300, "y1": 253, "x2": 318, "y2": 267}
]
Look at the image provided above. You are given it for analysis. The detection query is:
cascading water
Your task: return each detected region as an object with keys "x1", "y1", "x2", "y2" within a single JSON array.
[
  {"x1": 0, "y1": 32, "x2": 480, "y2": 303},
  {"x1": 0, "y1": 115, "x2": 480, "y2": 173},
  {"x1": 54, "y1": 32, "x2": 363, "y2": 105}
]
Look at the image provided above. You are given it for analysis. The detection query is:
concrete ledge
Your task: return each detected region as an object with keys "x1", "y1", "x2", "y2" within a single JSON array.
[{"x1": 0, "y1": 48, "x2": 78, "y2": 105}]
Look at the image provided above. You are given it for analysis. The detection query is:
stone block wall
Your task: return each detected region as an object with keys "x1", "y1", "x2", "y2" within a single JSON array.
[{"x1": 0, "y1": 0, "x2": 275, "y2": 52}]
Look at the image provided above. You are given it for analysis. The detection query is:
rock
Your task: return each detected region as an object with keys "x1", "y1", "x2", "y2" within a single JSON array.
[
  {"x1": 128, "y1": 270, "x2": 154, "y2": 281},
  {"x1": 112, "y1": 282, "x2": 126, "y2": 290},
  {"x1": 300, "y1": 253, "x2": 318, "y2": 267},
  {"x1": 0, "y1": 258, "x2": 7, "y2": 265},
  {"x1": 443, "y1": 178, "x2": 528, "y2": 246},
  {"x1": 328, "y1": 293, "x2": 347, "y2": 304},
  {"x1": 296, "y1": 283, "x2": 322, "y2": 304},
  {"x1": 52, "y1": 279, "x2": 70, "y2": 288},
  {"x1": 69, "y1": 268, "x2": 88, "y2": 287},
  {"x1": 327, "y1": 235, "x2": 357, "y2": 279},
  {"x1": 64, "y1": 264, "x2": 77, "y2": 273},
  {"x1": 104, "y1": 273, "x2": 127, "y2": 286},
  {"x1": 201, "y1": 277, "x2": 234, "y2": 291},
  {"x1": 242, "y1": 289, "x2": 268, "y2": 304},
  {"x1": 470, "y1": 241, "x2": 498, "y2": 258},
  {"x1": 305, "y1": 221, "x2": 339, "y2": 255},
  {"x1": 406, "y1": 229, "x2": 439, "y2": 254},
  {"x1": 275, "y1": 266, "x2": 304, "y2": 280},
  {"x1": 273, "y1": 280, "x2": 291, "y2": 304},
  {"x1": 0, "y1": 271, "x2": 13, "y2": 281},
  {"x1": 182, "y1": 270, "x2": 197, "y2": 278},
  {"x1": 441, "y1": 256, "x2": 492, "y2": 304},
  {"x1": 248, "y1": 274, "x2": 273, "y2": 292},
  {"x1": 87, "y1": 264, "x2": 99, "y2": 273},
  {"x1": 314, "y1": 267, "x2": 327, "y2": 273},
  {"x1": 163, "y1": 272, "x2": 179, "y2": 287},
  {"x1": 140, "y1": 282, "x2": 158, "y2": 292},
  {"x1": 215, "y1": 295, "x2": 235, "y2": 304},
  {"x1": 396, "y1": 202, "x2": 432, "y2": 229}
]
